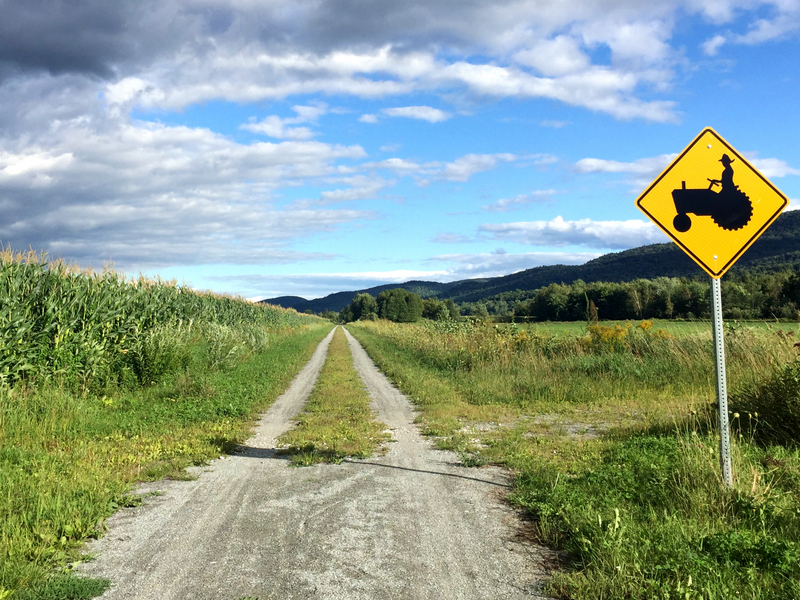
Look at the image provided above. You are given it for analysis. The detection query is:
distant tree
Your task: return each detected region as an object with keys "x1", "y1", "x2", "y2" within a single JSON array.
[
  {"x1": 444, "y1": 299, "x2": 460, "y2": 319},
  {"x1": 320, "y1": 309, "x2": 339, "y2": 323},
  {"x1": 376, "y1": 288, "x2": 423, "y2": 322},
  {"x1": 350, "y1": 293, "x2": 378, "y2": 321},
  {"x1": 471, "y1": 303, "x2": 489, "y2": 319},
  {"x1": 781, "y1": 271, "x2": 800, "y2": 305},
  {"x1": 338, "y1": 293, "x2": 378, "y2": 323},
  {"x1": 338, "y1": 305, "x2": 354, "y2": 323}
]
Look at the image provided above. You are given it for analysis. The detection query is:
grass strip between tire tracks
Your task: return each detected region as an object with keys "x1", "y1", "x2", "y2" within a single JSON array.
[{"x1": 278, "y1": 326, "x2": 390, "y2": 465}]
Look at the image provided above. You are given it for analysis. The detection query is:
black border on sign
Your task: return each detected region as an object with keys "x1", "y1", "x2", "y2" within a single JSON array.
[{"x1": 635, "y1": 127, "x2": 789, "y2": 278}]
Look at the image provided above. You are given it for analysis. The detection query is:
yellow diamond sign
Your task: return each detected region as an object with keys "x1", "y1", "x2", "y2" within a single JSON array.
[{"x1": 636, "y1": 128, "x2": 789, "y2": 278}]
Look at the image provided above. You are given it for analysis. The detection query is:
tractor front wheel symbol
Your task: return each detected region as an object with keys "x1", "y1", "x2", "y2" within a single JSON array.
[{"x1": 673, "y1": 213, "x2": 692, "y2": 232}]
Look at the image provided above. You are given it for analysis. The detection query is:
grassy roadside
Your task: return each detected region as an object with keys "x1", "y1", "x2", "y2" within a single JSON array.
[
  {"x1": 348, "y1": 320, "x2": 800, "y2": 600},
  {"x1": 0, "y1": 323, "x2": 332, "y2": 599},
  {"x1": 278, "y1": 326, "x2": 390, "y2": 465}
]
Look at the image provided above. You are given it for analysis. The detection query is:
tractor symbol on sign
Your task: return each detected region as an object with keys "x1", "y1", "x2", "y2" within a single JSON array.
[{"x1": 672, "y1": 154, "x2": 753, "y2": 233}]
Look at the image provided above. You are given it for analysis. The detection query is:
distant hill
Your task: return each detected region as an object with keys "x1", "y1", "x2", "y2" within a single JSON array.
[{"x1": 262, "y1": 210, "x2": 800, "y2": 313}]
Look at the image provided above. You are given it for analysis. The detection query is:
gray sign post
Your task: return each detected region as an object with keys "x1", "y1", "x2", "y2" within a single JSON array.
[{"x1": 710, "y1": 276, "x2": 733, "y2": 487}]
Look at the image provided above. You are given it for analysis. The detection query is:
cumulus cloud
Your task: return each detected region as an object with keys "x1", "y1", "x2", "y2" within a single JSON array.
[
  {"x1": 241, "y1": 103, "x2": 327, "y2": 140},
  {"x1": 479, "y1": 216, "x2": 665, "y2": 249},
  {"x1": 214, "y1": 269, "x2": 450, "y2": 300},
  {"x1": 432, "y1": 233, "x2": 473, "y2": 244},
  {"x1": 2, "y1": 0, "x2": 798, "y2": 285},
  {"x1": 482, "y1": 190, "x2": 558, "y2": 212},
  {"x1": 702, "y1": 34, "x2": 727, "y2": 55},
  {"x1": 540, "y1": 120, "x2": 571, "y2": 128},
  {"x1": 363, "y1": 153, "x2": 519, "y2": 184},
  {"x1": 435, "y1": 153, "x2": 517, "y2": 182},
  {"x1": 2, "y1": 1, "x2": 797, "y2": 123},
  {"x1": 429, "y1": 250, "x2": 601, "y2": 279},
  {"x1": 382, "y1": 106, "x2": 451, "y2": 122},
  {"x1": 742, "y1": 155, "x2": 800, "y2": 178},
  {"x1": 576, "y1": 151, "x2": 800, "y2": 186},
  {"x1": 0, "y1": 109, "x2": 374, "y2": 269},
  {"x1": 575, "y1": 154, "x2": 677, "y2": 176}
]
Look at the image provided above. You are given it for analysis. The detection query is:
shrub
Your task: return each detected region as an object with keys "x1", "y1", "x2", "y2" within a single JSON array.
[{"x1": 732, "y1": 358, "x2": 800, "y2": 445}]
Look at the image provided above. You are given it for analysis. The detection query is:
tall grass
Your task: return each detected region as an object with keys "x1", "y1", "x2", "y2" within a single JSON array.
[{"x1": 348, "y1": 319, "x2": 800, "y2": 600}]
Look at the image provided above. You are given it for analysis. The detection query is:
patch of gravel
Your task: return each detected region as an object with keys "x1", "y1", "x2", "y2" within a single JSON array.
[{"x1": 78, "y1": 326, "x2": 554, "y2": 599}]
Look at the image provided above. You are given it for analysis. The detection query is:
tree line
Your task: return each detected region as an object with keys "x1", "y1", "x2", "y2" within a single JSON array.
[
  {"x1": 461, "y1": 270, "x2": 800, "y2": 321},
  {"x1": 338, "y1": 289, "x2": 459, "y2": 323},
  {"x1": 332, "y1": 269, "x2": 800, "y2": 324}
]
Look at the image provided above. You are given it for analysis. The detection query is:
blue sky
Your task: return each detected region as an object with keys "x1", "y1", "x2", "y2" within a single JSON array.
[{"x1": 0, "y1": 0, "x2": 798, "y2": 300}]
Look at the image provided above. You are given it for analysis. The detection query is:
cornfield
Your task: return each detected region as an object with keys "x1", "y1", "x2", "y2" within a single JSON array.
[{"x1": 0, "y1": 247, "x2": 311, "y2": 389}]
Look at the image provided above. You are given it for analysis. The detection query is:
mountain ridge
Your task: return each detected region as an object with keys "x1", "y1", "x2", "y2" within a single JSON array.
[{"x1": 261, "y1": 210, "x2": 800, "y2": 313}]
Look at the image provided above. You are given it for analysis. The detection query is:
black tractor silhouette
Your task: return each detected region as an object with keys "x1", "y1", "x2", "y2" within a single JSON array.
[{"x1": 672, "y1": 154, "x2": 752, "y2": 233}]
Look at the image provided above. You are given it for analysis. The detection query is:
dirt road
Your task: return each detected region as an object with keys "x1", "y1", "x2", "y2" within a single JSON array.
[{"x1": 80, "y1": 327, "x2": 550, "y2": 599}]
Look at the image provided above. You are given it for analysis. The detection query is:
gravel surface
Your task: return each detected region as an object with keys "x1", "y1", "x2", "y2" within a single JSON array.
[{"x1": 79, "y1": 326, "x2": 552, "y2": 599}]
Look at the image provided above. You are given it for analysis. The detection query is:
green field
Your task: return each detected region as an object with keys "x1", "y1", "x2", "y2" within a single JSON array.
[
  {"x1": 508, "y1": 318, "x2": 787, "y2": 337},
  {"x1": 348, "y1": 318, "x2": 800, "y2": 600}
]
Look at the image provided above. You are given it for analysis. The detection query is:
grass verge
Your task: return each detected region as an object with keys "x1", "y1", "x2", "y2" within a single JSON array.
[
  {"x1": 348, "y1": 320, "x2": 800, "y2": 600},
  {"x1": 278, "y1": 326, "x2": 390, "y2": 465},
  {"x1": 0, "y1": 323, "x2": 332, "y2": 598}
]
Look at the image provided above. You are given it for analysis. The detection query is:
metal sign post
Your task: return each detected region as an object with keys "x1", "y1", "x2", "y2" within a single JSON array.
[{"x1": 709, "y1": 276, "x2": 733, "y2": 487}]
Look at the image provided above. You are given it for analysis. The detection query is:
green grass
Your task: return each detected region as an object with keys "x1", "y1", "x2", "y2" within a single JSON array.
[
  {"x1": 348, "y1": 319, "x2": 800, "y2": 600},
  {"x1": 277, "y1": 327, "x2": 390, "y2": 465},
  {"x1": 0, "y1": 322, "x2": 332, "y2": 598},
  {"x1": 509, "y1": 318, "x2": 786, "y2": 338}
]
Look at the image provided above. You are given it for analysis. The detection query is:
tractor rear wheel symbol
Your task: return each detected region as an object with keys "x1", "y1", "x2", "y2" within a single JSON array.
[{"x1": 672, "y1": 154, "x2": 753, "y2": 233}]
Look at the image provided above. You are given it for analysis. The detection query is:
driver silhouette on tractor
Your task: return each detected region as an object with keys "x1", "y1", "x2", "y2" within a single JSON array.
[
  {"x1": 672, "y1": 153, "x2": 752, "y2": 233},
  {"x1": 710, "y1": 154, "x2": 736, "y2": 193}
]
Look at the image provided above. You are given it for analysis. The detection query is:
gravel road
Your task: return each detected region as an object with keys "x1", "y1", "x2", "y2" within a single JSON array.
[{"x1": 79, "y1": 326, "x2": 551, "y2": 599}]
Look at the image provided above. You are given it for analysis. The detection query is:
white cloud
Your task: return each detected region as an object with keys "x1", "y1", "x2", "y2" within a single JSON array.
[
  {"x1": 702, "y1": 34, "x2": 727, "y2": 55},
  {"x1": 432, "y1": 233, "x2": 473, "y2": 244},
  {"x1": 743, "y1": 155, "x2": 800, "y2": 178},
  {"x1": 575, "y1": 154, "x2": 676, "y2": 176},
  {"x1": 241, "y1": 116, "x2": 315, "y2": 140},
  {"x1": 436, "y1": 153, "x2": 517, "y2": 182},
  {"x1": 8, "y1": 0, "x2": 800, "y2": 129},
  {"x1": 215, "y1": 269, "x2": 451, "y2": 300},
  {"x1": 429, "y1": 250, "x2": 601, "y2": 279},
  {"x1": 364, "y1": 153, "x2": 519, "y2": 184},
  {"x1": 0, "y1": 114, "x2": 374, "y2": 269},
  {"x1": 241, "y1": 103, "x2": 327, "y2": 140},
  {"x1": 317, "y1": 175, "x2": 393, "y2": 204},
  {"x1": 540, "y1": 120, "x2": 571, "y2": 128},
  {"x1": 514, "y1": 35, "x2": 590, "y2": 76},
  {"x1": 479, "y1": 216, "x2": 665, "y2": 249},
  {"x1": 482, "y1": 190, "x2": 558, "y2": 212},
  {"x1": 359, "y1": 113, "x2": 379, "y2": 123},
  {"x1": 383, "y1": 105, "x2": 451, "y2": 122},
  {"x1": 576, "y1": 151, "x2": 800, "y2": 182}
]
